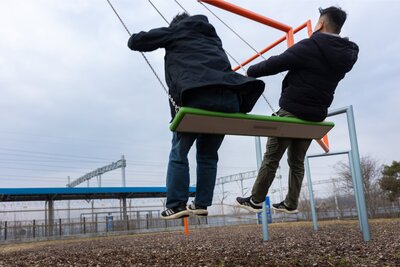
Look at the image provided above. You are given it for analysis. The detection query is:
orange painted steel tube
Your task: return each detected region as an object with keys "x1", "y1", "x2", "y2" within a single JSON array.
[
  {"x1": 232, "y1": 36, "x2": 285, "y2": 71},
  {"x1": 200, "y1": 0, "x2": 292, "y2": 32},
  {"x1": 232, "y1": 21, "x2": 311, "y2": 71},
  {"x1": 183, "y1": 217, "x2": 189, "y2": 235},
  {"x1": 316, "y1": 139, "x2": 330, "y2": 153},
  {"x1": 286, "y1": 29, "x2": 295, "y2": 47},
  {"x1": 306, "y1": 20, "x2": 313, "y2": 37}
]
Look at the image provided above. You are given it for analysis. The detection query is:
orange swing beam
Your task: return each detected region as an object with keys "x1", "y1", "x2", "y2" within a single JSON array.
[{"x1": 198, "y1": 0, "x2": 329, "y2": 152}]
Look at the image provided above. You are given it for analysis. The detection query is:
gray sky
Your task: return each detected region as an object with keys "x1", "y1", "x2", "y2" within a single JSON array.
[{"x1": 0, "y1": 0, "x2": 399, "y2": 197}]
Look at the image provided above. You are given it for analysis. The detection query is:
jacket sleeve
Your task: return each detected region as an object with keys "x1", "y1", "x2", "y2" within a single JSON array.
[
  {"x1": 247, "y1": 38, "x2": 312, "y2": 78},
  {"x1": 127, "y1": 27, "x2": 172, "y2": 52}
]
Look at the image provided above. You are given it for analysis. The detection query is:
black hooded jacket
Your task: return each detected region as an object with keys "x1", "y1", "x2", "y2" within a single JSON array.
[
  {"x1": 247, "y1": 32, "x2": 359, "y2": 121},
  {"x1": 128, "y1": 15, "x2": 265, "y2": 118}
]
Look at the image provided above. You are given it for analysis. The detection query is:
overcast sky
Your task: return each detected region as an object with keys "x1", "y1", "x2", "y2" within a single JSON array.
[{"x1": 0, "y1": 0, "x2": 399, "y2": 203}]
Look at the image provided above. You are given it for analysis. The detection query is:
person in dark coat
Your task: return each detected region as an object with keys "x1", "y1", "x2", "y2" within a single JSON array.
[
  {"x1": 128, "y1": 13, "x2": 265, "y2": 219},
  {"x1": 237, "y1": 6, "x2": 359, "y2": 214}
]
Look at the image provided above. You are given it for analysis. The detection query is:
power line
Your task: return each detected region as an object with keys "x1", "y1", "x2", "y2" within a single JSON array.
[{"x1": 0, "y1": 147, "x2": 112, "y2": 161}]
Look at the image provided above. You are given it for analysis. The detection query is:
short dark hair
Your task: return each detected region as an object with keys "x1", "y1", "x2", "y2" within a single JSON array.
[
  {"x1": 319, "y1": 6, "x2": 347, "y2": 33},
  {"x1": 170, "y1": 12, "x2": 189, "y2": 26}
]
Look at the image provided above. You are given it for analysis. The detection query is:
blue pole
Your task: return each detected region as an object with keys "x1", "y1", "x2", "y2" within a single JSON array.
[
  {"x1": 255, "y1": 136, "x2": 269, "y2": 241},
  {"x1": 346, "y1": 106, "x2": 371, "y2": 241},
  {"x1": 348, "y1": 152, "x2": 363, "y2": 231},
  {"x1": 305, "y1": 157, "x2": 318, "y2": 231}
]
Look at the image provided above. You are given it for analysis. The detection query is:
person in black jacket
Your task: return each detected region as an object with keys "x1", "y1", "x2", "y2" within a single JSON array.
[
  {"x1": 237, "y1": 6, "x2": 359, "y2": 214},
  {"x1": 128, "y1": 13, "x2": 264, "y2": 219}
]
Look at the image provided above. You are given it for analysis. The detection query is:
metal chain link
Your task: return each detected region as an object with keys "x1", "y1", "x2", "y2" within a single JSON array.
[{"x1": 106, "y1": 0, "x2": 180, "y2": 113}]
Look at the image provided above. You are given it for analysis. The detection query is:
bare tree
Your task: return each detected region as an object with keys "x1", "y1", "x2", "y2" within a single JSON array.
[{"x1": 334, "y1": 156, "x2": 382, "y2": 217}]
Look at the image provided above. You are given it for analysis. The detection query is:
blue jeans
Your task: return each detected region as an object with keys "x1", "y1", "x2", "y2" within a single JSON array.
[{"x1": 166, "y1": 132, "x2": 225, "y2": 208}]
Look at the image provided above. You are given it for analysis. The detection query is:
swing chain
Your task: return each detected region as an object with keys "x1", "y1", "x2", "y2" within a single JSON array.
[
  {"x1": 191, "y1": 0, "x2": 279, "y2": 116},
  {"x1": 106, "y1": 0, "x2": 180, "y2": 113}
]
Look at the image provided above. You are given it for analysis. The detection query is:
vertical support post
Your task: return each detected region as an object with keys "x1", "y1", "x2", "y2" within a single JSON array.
[
  {"x1": 95, "y1": 214, "x2": 98, "y2": 233},
  {"x1": 183, "y1": 217, "x2": 189, "y2": 236},
  {"x1": 67, "y1": 176, "x2": 71, "y2": 235},
  {"x1": 122, "y1": 197, "x2": 128, "y2": 230},
  {"x1": 306, "y1": 20, "x2": 313, "y2": 37},
  {"x1": 346, "y1": 105, "x2": 371, "y2": 241},
  {"x1": 221, "y1": 183, "x2": 225, "y2": 216},
  {"x1": 48, "y1": 199, "x2": 54, "y2": 237},
  {"x1": 121, "y1": 155, "x2": 126, "y2": 187},
  {"x1": 305, "y1": 157, "x2": 318, "y2": 231},
  {"x1": 44, "y1": 200, "x2": 48, "y2": 237},
  {"x1": 83, "y1": 217, "x2": 86, "y2": 235},
  {"x1": 4, "y1": 221, "x2": 7, "y2": 241},
  {"x1": 33, "y1": 219, "x2": 36, "y2": 239},
  {"x1": 255, "y1": 137, "x2": 262, "y2": 170},
  {"x1": 126, "y1": 214, "x2": 130, "y2": 231},
  {"x1": 255, "y1": 136, "x2": 269, "y2": 241},
  {"x1": 240, "y1": 178, "x2": 244, "y2": 196},
  {"x1": 59, "y1": 218, "x2": 62, "y2": 236},
  {"x1": 286, "y1": 28, "x2": 295, "y2": 47},
  {"x1": 348, "y1": 152, "x2": 362, "y2": 231},
  {"x1": 91, "y1": 200, "x2": 95, "y2": 231}
]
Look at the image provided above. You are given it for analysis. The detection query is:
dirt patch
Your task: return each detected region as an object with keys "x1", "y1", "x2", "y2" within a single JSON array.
[{"x1": 0, "y1": 219, "x2": 399, "y2": 266}]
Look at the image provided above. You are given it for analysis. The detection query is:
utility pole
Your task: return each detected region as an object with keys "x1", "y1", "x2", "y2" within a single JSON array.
[{"x1": 121, "y1": 155, "x2": 126, "y2": 187}]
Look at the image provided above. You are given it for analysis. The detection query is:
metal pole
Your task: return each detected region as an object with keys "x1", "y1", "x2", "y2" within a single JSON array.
[
  {"x1": 48, "y1": 200, "x2": 54, "y2": 237},
  {"x1": 121, "y1": 155, "x2": 126, "y2": 187},
  {"x1": 221, "y1": 183, "x2": 225, "y2": 216},
  {"x1": 240, "y1": 178, "x2": 244, "y2": 196},
  {"x1": 255, "y1": 137, "x2": 269, "y2": 241},
  {"x1": 348, "y1": 152, "x2": 362, "y2": 230},
  {"x1": 44, "y1": 201, "x2": 48, "y2": 237},
  {"x1": 346, "y1": 105, "x2": 371, "y2": 241},
  {"x1": 255, "y1": 137, "x2": 262, "y2": 170},
  {"x1": 305, "y1": 157, "x2": 318, "y2": 231},
  {"x1": 200, "y1": 0, "x2": 292, "y2": 32},
  {"x1": 67, "y1": 176, "x2": 71, "y2": 235},
  {"x1": 59, "y1": 218, "x2": 62, "y2": 236},
  {"x1": 122, "y1": 197, "x2": 128, "y2": 230},
  {"x1": 33, "y1": 219, "x2": 36, "y2": 239}
]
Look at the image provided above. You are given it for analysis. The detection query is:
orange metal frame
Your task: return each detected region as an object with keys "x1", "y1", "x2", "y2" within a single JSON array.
[{"x1": 199, "y1": 0, "x2": 329, "y2": 152}]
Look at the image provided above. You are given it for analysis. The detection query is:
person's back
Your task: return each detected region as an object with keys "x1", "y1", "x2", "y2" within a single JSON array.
[
  {"x1": 128, "y1": 14, "x2": 264, "y2": 117},
  {"x1": 247, "y1": 7, "x2": 359, "y2": 121},
  {"x1": 237, "y1": 6, "x2": 360, "y2": 215},
  {"x1": 127, "y1": 13, "x2": 264, "y2": 220},
  {"x1": 278, "y1": 31, "x2": 359, "y2": 121}
]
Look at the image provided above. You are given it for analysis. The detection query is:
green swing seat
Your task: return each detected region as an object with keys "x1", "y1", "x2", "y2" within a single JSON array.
[{"x1": 170, "y1": 107, "x2": 334, "y2": 139}]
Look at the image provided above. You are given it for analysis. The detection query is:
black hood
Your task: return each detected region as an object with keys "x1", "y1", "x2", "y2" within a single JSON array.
[
  {"x1": 312, "y1": 32, "x2": 359, "y2": 73},
  {"x1": 170, "y1": 15, "x2": 216, "y2": 38}
]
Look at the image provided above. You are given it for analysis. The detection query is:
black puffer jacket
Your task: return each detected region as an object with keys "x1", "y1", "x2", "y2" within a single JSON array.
[
  {"x1": 128, "y1": 15, "x2": 265, "y2": 118},
  {"x1": 247, "y1": 32, "x2": 359, "y2": 121}
]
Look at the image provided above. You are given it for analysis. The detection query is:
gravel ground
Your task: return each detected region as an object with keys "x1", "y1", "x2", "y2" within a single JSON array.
[{"x1": 0, "y1": 218, "x2": 399, "y2": 267}]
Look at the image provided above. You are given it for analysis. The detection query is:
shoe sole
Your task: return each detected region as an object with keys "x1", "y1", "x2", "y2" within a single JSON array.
[
  {"x1": 161, "y1": 210, "x2": 190, "y2": 220},
  {"x1": 272, "y1": 206, "x2": 299, "y2": 214},
  {"x1": 188, "y1": 209, "x2": 208, "y2": 216},
  {"x1": 236, "y1": 200, "x2": 263, "y2": 213}
]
